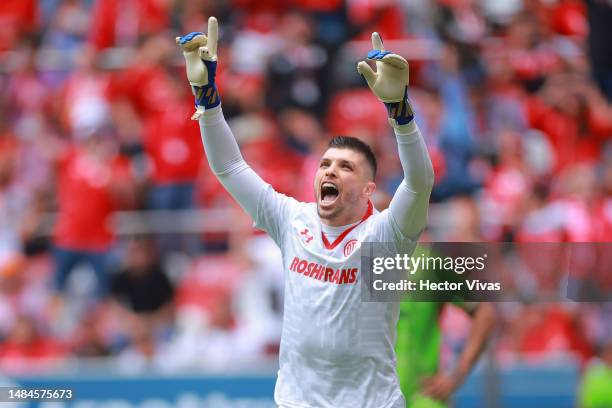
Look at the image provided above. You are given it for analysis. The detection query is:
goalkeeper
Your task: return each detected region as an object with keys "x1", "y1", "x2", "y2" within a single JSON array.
[{"x1": 177, "y1": 18, "x2": 434, "y2": 408}]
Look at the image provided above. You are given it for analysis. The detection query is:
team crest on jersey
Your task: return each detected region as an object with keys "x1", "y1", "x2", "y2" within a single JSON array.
[{"x1": 343, "y1": 239, "x2": 358, "y2": 256}]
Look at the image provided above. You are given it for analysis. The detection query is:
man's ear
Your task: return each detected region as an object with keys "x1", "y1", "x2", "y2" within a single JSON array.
[{"x1": 364, "y1": 181, "x2": 376, "y2": 197}]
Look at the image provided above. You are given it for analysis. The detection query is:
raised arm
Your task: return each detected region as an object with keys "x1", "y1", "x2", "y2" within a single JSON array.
[
  {"x1": 388, "y1": 121, "x2": 434, "y2": 240},
  {"x1": 177, "y1": 18, "x2": 297, "y2": 242},
  {"x1": 357, "y1": 33, "x2": 434, "y2": 241},
  {"x1": 197, "y1": 105, "x2": 264, "y2": 219}
]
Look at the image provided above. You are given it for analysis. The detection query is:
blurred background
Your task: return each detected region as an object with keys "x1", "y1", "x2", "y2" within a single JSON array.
[{"x1": 0, "y1": 0, "x2": 611, "y2": 407}]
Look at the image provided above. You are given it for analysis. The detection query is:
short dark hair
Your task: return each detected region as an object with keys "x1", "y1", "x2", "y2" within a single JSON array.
[{"x1": 328, "y1": 136, "x2": 377, "y2": 179}]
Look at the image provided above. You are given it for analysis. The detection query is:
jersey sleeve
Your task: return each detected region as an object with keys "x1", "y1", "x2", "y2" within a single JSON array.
[
  {"x1": 254, "y1": 185, "x2": 301, "y2": 246},
  {"x1": 366, "y1": 210, "x2": 417, "y2": 254},
  {"x1": 388, "y1": 121, "x2": 435, "y2": 242},
  {"x1": 199, "y1": 106, "x2": 299, "y2": 241},
  {"x1": 366, "y1": 121, "x2": 433, "y2": 252}
]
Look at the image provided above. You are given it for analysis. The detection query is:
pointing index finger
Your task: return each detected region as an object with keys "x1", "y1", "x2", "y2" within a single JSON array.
[
  {"x1": 371, "y1": 32, "x2": 384, "y2": 51},
  {"x1": 207, "y1": 16, "x2": 219, "y2": 57}
]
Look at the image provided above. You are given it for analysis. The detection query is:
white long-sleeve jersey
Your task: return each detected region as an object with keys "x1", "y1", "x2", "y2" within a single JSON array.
[{"x1": 199, "y1": 106, "x2": 434, "y2": 408}]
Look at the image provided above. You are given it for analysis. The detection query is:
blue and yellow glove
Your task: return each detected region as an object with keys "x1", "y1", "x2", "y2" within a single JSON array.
[
  {"x1": 176, "y1": 16, "x2": 220, "y2": 120},
  {"x1": 357, "y1": 33, "x2": 414, "y2": 128}
]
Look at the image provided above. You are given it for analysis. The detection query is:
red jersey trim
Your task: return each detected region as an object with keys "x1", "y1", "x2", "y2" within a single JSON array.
[{"x1": 321, "y1": 201, "x2": 373, "y2": 250}]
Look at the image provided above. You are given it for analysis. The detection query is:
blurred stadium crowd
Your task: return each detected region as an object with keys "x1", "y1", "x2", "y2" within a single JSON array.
[{"x1": 0, "y1": 0, "x2": 611, "y2": 394}]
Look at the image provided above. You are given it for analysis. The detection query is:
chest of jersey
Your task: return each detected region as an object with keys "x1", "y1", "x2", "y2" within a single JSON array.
[{"x1": 282, "y1": 208, "x2": 381, "y2": 290}]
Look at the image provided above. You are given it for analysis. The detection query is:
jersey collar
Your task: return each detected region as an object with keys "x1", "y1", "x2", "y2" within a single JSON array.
[{"x1": 321, "y1": 201, "x2": 373, "y2": 250}]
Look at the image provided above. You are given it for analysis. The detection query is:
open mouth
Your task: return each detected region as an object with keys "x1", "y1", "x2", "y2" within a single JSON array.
[{"x1": 320, "y1": 182, "x2": 340, "y2": 206}]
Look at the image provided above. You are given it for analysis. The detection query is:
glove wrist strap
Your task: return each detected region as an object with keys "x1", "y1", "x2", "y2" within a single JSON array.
[
  {"x1": 383, "y1": 86, "x2": 414, "y2": 126},
  {"x1": 192, "y1": 60, "x2": 221, "y2": 110},
  {"x1": 193, "y1": 83, "x2": 221, "y2": 110}
]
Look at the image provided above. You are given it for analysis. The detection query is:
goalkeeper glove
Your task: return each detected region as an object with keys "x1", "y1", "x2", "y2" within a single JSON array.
[
  {"x1": 176, "y1": 16, "x2": 220, "y2": 120},
  {"x1": 357, "y1": 33, "x2": 414, "y2": 128}
]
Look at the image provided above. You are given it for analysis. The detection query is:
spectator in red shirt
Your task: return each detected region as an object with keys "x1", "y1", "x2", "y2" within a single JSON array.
[
  {"x1": 107, "y1": 34, "x2": 176, "y2": 118},
  {"x1": 0, "y1": 0, "x2": 39, "y2": 52},
  {"x1": 52, "y1": 132, "x2": 134, "y2": 298},
  {"x1": 141, "y1": 74, "x2": 203, "y2": 254},
  {"x1": 142, "y1": 76, "x2": 203, "y2": 212},
  {"x1": 107, "y1": 35, "x2": 202, "y2": 253},
  {"x1": 88, "y1": 0, "x2": 171, "y2": 50}
]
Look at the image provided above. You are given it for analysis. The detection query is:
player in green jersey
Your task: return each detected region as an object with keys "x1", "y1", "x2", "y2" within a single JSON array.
[{"x1": 396, "y1": 301, "x2": 495, "y2": 407}]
